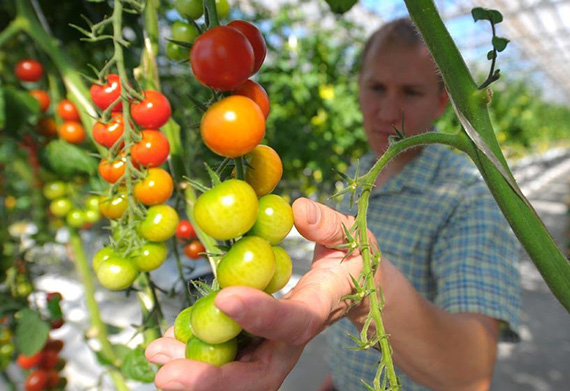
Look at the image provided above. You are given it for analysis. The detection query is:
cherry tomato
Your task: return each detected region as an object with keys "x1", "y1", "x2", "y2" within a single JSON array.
[
  {"x1": 175, "y1": 0, "x2": 203, "y2": 20},
  {"x1": 190, "y1": 26, "x2": 254, "y2": 91},
  {"x1": 24, "y1": 370, "x2": 48, "y2": 391},
  {"x1": 84, "y1": 208, "x2": 101, "y2": 224},
  {"x1": 243, "y1": 145, "x2": 283, "y2": 197},
  {"x1": 29, "y1": 90, "x2": 50, "y2": 113},
  {"x1": 185, "y1": 336, "x2": 237, "y2": 366},
  {"x1": 43, "y1": 339, "x2": 64, "y2": 353},
  {"x1": 172, "y1": 21, "x2": 199, "y2": 43},
  {"x1": 131, "y1": 90, "x2": 171, "y2": 129},
  {"x1": 194, "y1": 179, "x2": 258, "y2": 240},
  {"x1": 248, "y1": 194, "x2": 294, "y2": 245},
  {"x1": 99, "y1": 189, "x2": 128, "y2": 219},
  {"x1": 93, "y1": 247, "x2": 116, "y2": 273},
  {"x1": 43, "y1": 181, "x2": 67, "y2": 200},
  {"x1": 92, "y1": 113, "x2": 125, "y2": 149},
  {"x1": 174, "y1": 306, "x2": 194, "y2": 344},
  {"x1": 201, "y1": 95, "x2": 265, "y2": 158},
  {"x1": 36, "y1": 117, "x2": 58, "y2": 137},
  {"x1": 166, "y1": 42, "x2": 189, "y2": 62},
  {"x1": 15, "y1": 59, "x2": 44, "y2": 82},
  {"x1": 217, "y1": 236, "x2": 275, "y2": 290},
  {"x1": 96, "y1": 255, "x2": 138, "y2": 290},
  {"x1": 17, "y1": 352, "x2": 43, "y2": 369},
  {"x1": 85, "y1": 195, "x2": 100, "y2": 211},
  {"x1": 233, "y1": 79, "x2": 269, "y2": 118},
  {"x1": 90, "y1": 74, "x2": 122, "y2": 112},
  {"x1": 39, "y1": 350, "x2": 58, "y2": 370},
  {"x1": 66, "y1": 209, "x2": 86, "y2": 228},
  {"x1": 190, "y1": 291, "x2": 242, "y2": 344},
  {"x1": 264, "y1": 246, "x2": 293, "y2": 294},
  {"x1": 98, "y1": 156, "x2": 126, "y2": 184},
  {"x1": 45, "y1": 370, "x2": 60, "y2": 388},
  {"x1": 49, "y1": 198, "x2": 73, "y2": 217},
  {"x1": 138, "y1": 205, "x2": 179, "y2": 242},
  {"x1": 215, "y1": 0, "x2": 230, "y2": 19},
  {"x1": 227, "y1": 21, "x2": 266, "y2": 74},
  {"x1": 51, "y1": 319, "x2": 64, "y2": 330},
  {"x1": 133, "y1": 167, "x2": 173, "y2": 205},
  {"x1": 176, "y1": 220, "x2": 197, "y2": 240},
  {"x1": 184, "y1": 239, "x2": 205, "y2": 260},
  {"x1": 58, "y1": 121, "x2": 86, "y2": 144},
  {"x1": 132, "y1": 242, "x2": 167, "y2": 272},
  {"x1": 131, "y1": 130, "x2": 170, "y2": 168},
  {"x1": 57, "y1": 100, "x2": 80, "y2": 121}
]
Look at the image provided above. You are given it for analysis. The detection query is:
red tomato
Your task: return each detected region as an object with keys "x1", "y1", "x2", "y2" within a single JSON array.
[
  {"x1": 43, "y1": 339, "x2": 64, "y2": 353},
  {"x1": 243, "y1": 145, "x2": 283, "y2": 197},
  {"x1": 133, "y1": 167, "x2": 173, "y2": 205},
  {"x1": 36, "y1": 117, "x2": 58, "y2": 137},
  {"x1": 17, "y1": 352, "x2": 43, "y2": 369},
  {"x1": 25, "y1": 370, "x2": 48, "y2": 391},
  {"x1": 190, "y1": 26, "x2": 254, "y2": 91},
  {"x1": 227, "y1": 20, "x2": 266, "y2": 74},
  {"x1": 201, "y1": 96, "x2": 265, "y2": 158},
  {"x1": 29, "y1": 90, "x2": 50, "y2": 113},
  {"x1": 50, "y1": 319, "x2": 64, "y2": 329},
  {"x1": 131, "y1": 130, "x2": 170, "y2": 168},
  {"x1": 46, "y1": 371, "x2": 60, "y2": 388},
  {"x1": 92, "y1": 113, "x2": 124, "y2": 149},
  {"x1": 39, "y1": 350, "x2": 59, "y2": 370},
  {"x1": 176, "y1": 220, "x2": 197, "y2": 240},
  {"x1": 98, "y1": 157, "x2": 126, "y2": 184},
  {"x1": 184, "y1": 239, "x2": 205, "y2": 259},
  {"x1": 15, "y1": 59, "x2": 43, "y2": 82},
  {"x1": 58, "y1": 121, "x2": 86, "y2": 144},
  {"x1": 233, "y1": 79, "x2": 270, "y2": 118},
  {"x1": 90, "y1": 74, "x2": 123, "y2": 112},
  {"x1": 56, "y1": 100, "x2": 80, "y2": 121},
  {"x1": 131, "y1": 90, "x2": 171, "y2": 129}
]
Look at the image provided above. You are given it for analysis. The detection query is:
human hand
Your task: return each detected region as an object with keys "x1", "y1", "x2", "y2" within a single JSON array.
[{"x1": 145, "y1": 197, "x2": 376, "y2": 391}]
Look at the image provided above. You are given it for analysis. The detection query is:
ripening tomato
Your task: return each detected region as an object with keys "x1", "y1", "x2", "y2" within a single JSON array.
[
  {"x1": 190, "y1": 26, "x2": 254, "y2": 91},
  {"x1": 194, "y1": 179, "x2": 258, "y2": 240},
  {"x1": 233, "y1": 80, "x2": 269, "y2": 118},
  {"x1": 99, "y1": 189, "x2": 128, "y2": 219},
  {"x1": 243, "y1": 145, "x2": 283, "y2": 197},
  {"x1": 58, "y1": 121, "x2": 86, "y2": 144},
  {"x1": 36, "y1": 117, "x2": 58, "y2": 137},
  {"x1": 24, "y1": 370, "x2": 48, "y2": 391},
  {"x1": 264, "y1": 246, "x2": 293, "y2": 294},
  {"x1": 217, "y1": 236, "x2": 275, "y2": 290},
  {"x1": 56, "y1": 100, "x2": 80, "y2": 121},
  {"x1": 227, "y1": 21, "x2": 266, "y2": 74},
  {"x1": 133, "y1": 167, "x2": 173, "y2": 205},
  {"x1": 43, "y1": 181, "x2": 67, "y2": 200},
  {"x1": 131, "y1": 90, "x2": 171, "y2": 129},
  {"x1": 248, "y1": 194, "x2": 294, "y2": 245},
  {"x1": 38, "y1": 350, "x2": 59, "y2": 370},
  {"x1": 131, "y1": 130, "x2": 170, "y2": 168},
  {"x1": 174, "y1": 306, "x2": 194, "y2": 344},
  {"x1": 93, "y1": 247, "x2": 116, "y2": 273},
  {"x1": 45, "y1": 370, "x2": 60, "y2": 388},
  {"x1": 175, "y1": 0, "x2": 203, "y2": 20},
  {"x1": 15, "y1": 59, "x2": 44, "y2": 82},
  {"x1": 29, "y1": 90, "x2": 50, "y2": 113},
  {"x1": 92, "y1": 113, "x2": 125, "y2": 149},
  {"x1": 96, "y1": 255, "x2": 138, "y2": 290},
  {"x1": 49, "y1": 198, "x2": 73, "y2": 217},
  {"x1": 17, "y1": 352, "x2": 43, "y2": 369},
  {"x1": 98, "y1": 156, "x2": 126, "y2": 184},
  {"x1": 201, "y1": 96, "x2": 265, "y2": 158},
  {"x1": 90, "y1": 74, "x2": 122, "y2": 112},
  {"x1": 132, "y1": 242, "x2": 168, "y2": 272},
  {"x1": 176, "y1": 220, "x2": 196, "y2": 240},
  {"x1": 138, "y1": 205, "x2": 179, "y2": 242},
  {"x1": 190, "y1": 291, "x2": 242, "y2": 344},
  {"x1": 184, "y1": 239, "x2": 205, "y2": 260},
  {"x1": 185, "y1": 336, "x2": 237, "y2": 367},
  {"x1": 171, "y1": 21, "x2": 199, "y2": 44},
  {"x1": 43, "y1": 339, "x2": 64, "y2": 353}
]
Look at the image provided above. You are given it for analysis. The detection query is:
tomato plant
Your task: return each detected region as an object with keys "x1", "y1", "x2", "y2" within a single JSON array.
[
  {"x1": 131, "y1": 90, "x2": 172, "y2": 129},
  {"x1": 133, "y1": 167, "x2": 173, "y2": 205},
  {"x1": 185, "y1": 336, "x2": 238, "y2": 367},
  {"x1": 14, "y1": 59, "x2": 44, "y2": 82},
  {"x1": 90, "y1": 74, "x2": 123, "y2": 112},
  {"x1": 131, "y1": 130, "x2": 170, "y2": 168},
  {"x1": 56, "y1": 100, "x2": 80, "y2": 121},
  {"x1": 138, "y1": 204, "x2": 179, "y2": 242},
  {"x1": 233, "y1": 79, "x2": 270, "y2": 119},
  {"x1": 29, "y1": 89, "x2": 50, "y2": 113},
  {"x1": 227, "y1": 20, "x2": 266, "y2": 75},
  {"x1": 190, "y1": 291, "x2": 242, "y2": 344},
  {"x1": 248, "y1": 194, "x2": 294, "y2": 245},
  {"x1": 58, "y1": 121, "x2": 86, "y2": 144},
  {"x1": 184, "y1": 239, "x2": 205, "y2": 260}
]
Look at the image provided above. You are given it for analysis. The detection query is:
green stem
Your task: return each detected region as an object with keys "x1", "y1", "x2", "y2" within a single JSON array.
[
  {"x1": 235, "y1": 158, "x2": 244, "y2": 180},
  {"x1": 203, "y1": 0, "x2": 220, "y2": 28},
  {"x1": 0, "y1": 19, "x2": 24, "y2": 47},
  {"x1": 135, "y1": 272, "x2": 166, "y2": 347},
  {"x1": 172, "y1": 237, "x2": 192, "y2": 306}
]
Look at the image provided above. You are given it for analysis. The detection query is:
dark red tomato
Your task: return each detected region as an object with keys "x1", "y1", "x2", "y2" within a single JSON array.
[
  {"x1": 58, "y1": 121, "x2": 86, "y2": 144},
  {"x1": 233, "y1": 79, "x2": 270, "y2": 118},
  {"x1": 25, "y1": 370, "x2": 48, "y2": 391},
  {"x1": 36, "y1": 117, "x2": 58, "y2": 137},
  {"x1": 90, "y1": 74, "x2": 122, "y2": 112},
  {"x1": 15, "y1": 59, "x2": 43, "y2": 82},
  {"x1": 51, "y1": 319, "x2": 64, "y2": 329},
  {"x1": 98, "y1": 157, "x2": 126, "y2": 184},
  {"x1": 43, "y1": 339, "x2": 64, "y2": 353},
  {"x1": 131, "y1": 90, "x2": 171, "y2": 129},
  {"x1": 92, "y1": 113, "x2": 124, "y2": 149},
  {"x1": 57, "y1": 100, "x2": 80, "y2": 121},
  {"x1": 45, "y1": 371, "x2": 60, "y2": 388},
  {"x1": 176, "y1": 220, "x2": 197, "y2": 240},
  {"x1": 131, "y1": 130, "x2": 170, "y2": 168},
  {"x1": 184, "y1": 240, "x2": 205, "y2": 260},
  {"x1": 39, "y1": 350, "x2": 59, "y2": 370},
  {"x1": 227, "y1": 20, "x2": 266, "y2": 74},
  {"x1": 29, "y1": 90, "x2": 50, "y2": 113},
  {"x1": 190, "y1": 26, "x2": 254, "y2": 91},
  {"x1": 17, "y1": 352, "x2": 43, "y2": 369}
]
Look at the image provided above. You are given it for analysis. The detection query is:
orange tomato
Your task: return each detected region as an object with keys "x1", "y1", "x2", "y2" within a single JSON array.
[
  {"x1": 36, "y1": 117, "x2": 58, "y2": 137},
  {"x1": 134, "y1": 167, "x2": 174, "y2": 205},
  {"x1": 233, "y1": 79, "x2": 270, "y2": 118},
  {"x1": 57, "y1": 100, "x2": 80, "y2": 121},
  {"x1": 58, "y1": 121, "x2": 86, "y2": 144},
  {"x1": 98, "y1": 157, "x2": 126, "y2": 184},
  {"x1": 29, "y1": 90, "x2": 50, "y2": 113},
  {"x1": 243, "y1": 145, "x2": 283, "y2": 197}
]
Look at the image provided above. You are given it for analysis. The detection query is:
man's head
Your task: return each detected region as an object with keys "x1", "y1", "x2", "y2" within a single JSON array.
[{"x1": 359, "y1": 18, "x2": 448, "y2": 156}]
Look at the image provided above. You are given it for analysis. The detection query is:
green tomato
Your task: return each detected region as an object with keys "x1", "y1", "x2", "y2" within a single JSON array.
[
  {"x1": 85, "y1": 195, "x2": 100, "y2": 211},
  {"x1": 132, "y1": 242, "x2": 167, "y2": 272},
  {"x1": 217, "y1": 236, "x2": 275, "y2": 290},
  {"x1": 174, "y1": 306, "x2": 194, "y2": 344},
  {"x1": 139, "y1": 205, "x2": 179, "y2": 242},
  {"x1": 175, "y1": 0, "x2": 203, "y2": 20},
  {"x1": 66, "y1": 209, "x2": 85, "y2": 228},
  {"x1": 43, "y1": 181, "x2": 67, "y2": 200},
  {"x1": 93, "y1": 247, "x2": 116, "y2": 273},
  {"x1": 191, "y1": 291, "x2": 242, "y2": 344},
  {"x1": 194, "y1": 179, "x2": 258, "y2": 241},
  {"x1": 0, "y1": 328, "x2": 12, "y2": 345},
  {"x1": 49, "y1": 198, "x2": 73, "y2": 217},
  {"x1": 248, "y1": 194, "x2": 294, "y2": 245},
  {"x1": 171, "y1": 21, "x2": 199, "y2": 44},
  {"x1": 166, "y1": 42, "x2": 189, "y2": 62},
  {"x1": 185, "y1": 336, "x2": 237, "y2": 366},
  {"x1": 264, "y1": 246, "x2": 293, "y2": 294},
  {"x1": 216, "y1": 0, "x2": 230, "y2": 19},
  {"x1": 96, "y1": 255, "x2": 138, "y2": 290}
]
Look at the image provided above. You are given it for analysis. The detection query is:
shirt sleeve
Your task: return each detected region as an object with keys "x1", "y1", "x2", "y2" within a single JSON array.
[{"x1": 431, "y1": 181, "x2": 521, "y2": 342}]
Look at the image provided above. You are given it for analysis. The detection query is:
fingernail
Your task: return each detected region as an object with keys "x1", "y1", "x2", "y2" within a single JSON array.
[
  {"x1": 306, "y1": 200, "x2": 320, "y2": 225},
  {"x1": 216, "y1": 294, "x2": 245, "y2": 321}
]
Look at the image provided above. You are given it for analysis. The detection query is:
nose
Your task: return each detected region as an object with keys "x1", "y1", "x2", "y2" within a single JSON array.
[{"x1": 377, "y1": 95, "x2": 402, "y2": 125}]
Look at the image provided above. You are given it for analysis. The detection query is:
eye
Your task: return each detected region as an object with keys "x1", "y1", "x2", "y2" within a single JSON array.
[
  {"x1": 405, "y1": 88, "x2": 422, "y2": 96},
  {"x1": 369, "y1": 83, "x2": 385, "y2": 93}
]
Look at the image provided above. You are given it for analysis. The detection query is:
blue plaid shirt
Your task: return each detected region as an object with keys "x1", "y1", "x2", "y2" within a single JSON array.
[{"x1": 328, "y1": 143, "x2": 521, "y2": 391}]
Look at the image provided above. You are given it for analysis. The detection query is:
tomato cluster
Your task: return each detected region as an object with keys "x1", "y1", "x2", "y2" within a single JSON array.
[
  {"x1": 17, "y1": 337, "x2": 66, "y2": 391},
  {"x1": 44, "y1": 181, "x2": 101, "y2": 229}
]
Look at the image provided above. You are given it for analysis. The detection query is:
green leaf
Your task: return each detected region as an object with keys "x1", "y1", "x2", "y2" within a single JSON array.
[
  {"x1": 43, "y1": 139, "x2": 97, "y2": 177},
  {"x1": 492, "y1": 36, "x2": 510, "y2": 52},
  {"x1": 47, "y1": 296, "x2": 63, "y2": 320},
  {"x1": 487, "y1": 50, "x2": 496, "y2": 60},
  {"x1": 2, "y1": 86, "x2": 40, "y2": 137},
  {"x1": 15, "y1": 309, "x2": 50, "y2": 356},
  {"x1": 489, "y1": 10, "x2": 504, "y2": 24},
  {"x1": 471, "y1": 7, "x2": 490, "y2": 22},
  {"x1": 325, "y1": 0, "x2": 358, "y2": 15},
  {"x1": 121, "y1": 347, "x2": 156, "y2": 383}
]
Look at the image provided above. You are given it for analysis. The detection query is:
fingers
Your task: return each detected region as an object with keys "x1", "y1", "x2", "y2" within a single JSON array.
[{"x1": 145, "y1": 335, "x2": 186, "y2": 365}]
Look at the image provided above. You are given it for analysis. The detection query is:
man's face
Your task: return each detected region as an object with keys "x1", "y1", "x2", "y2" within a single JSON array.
[{"x1": 359, "y1": 43, "x2": 448, "y2": 156}]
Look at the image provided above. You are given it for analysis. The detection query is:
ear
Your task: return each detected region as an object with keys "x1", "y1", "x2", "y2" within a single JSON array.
[{"x1": 434, "y1": 88, "x2": 449, "y2": 119}]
